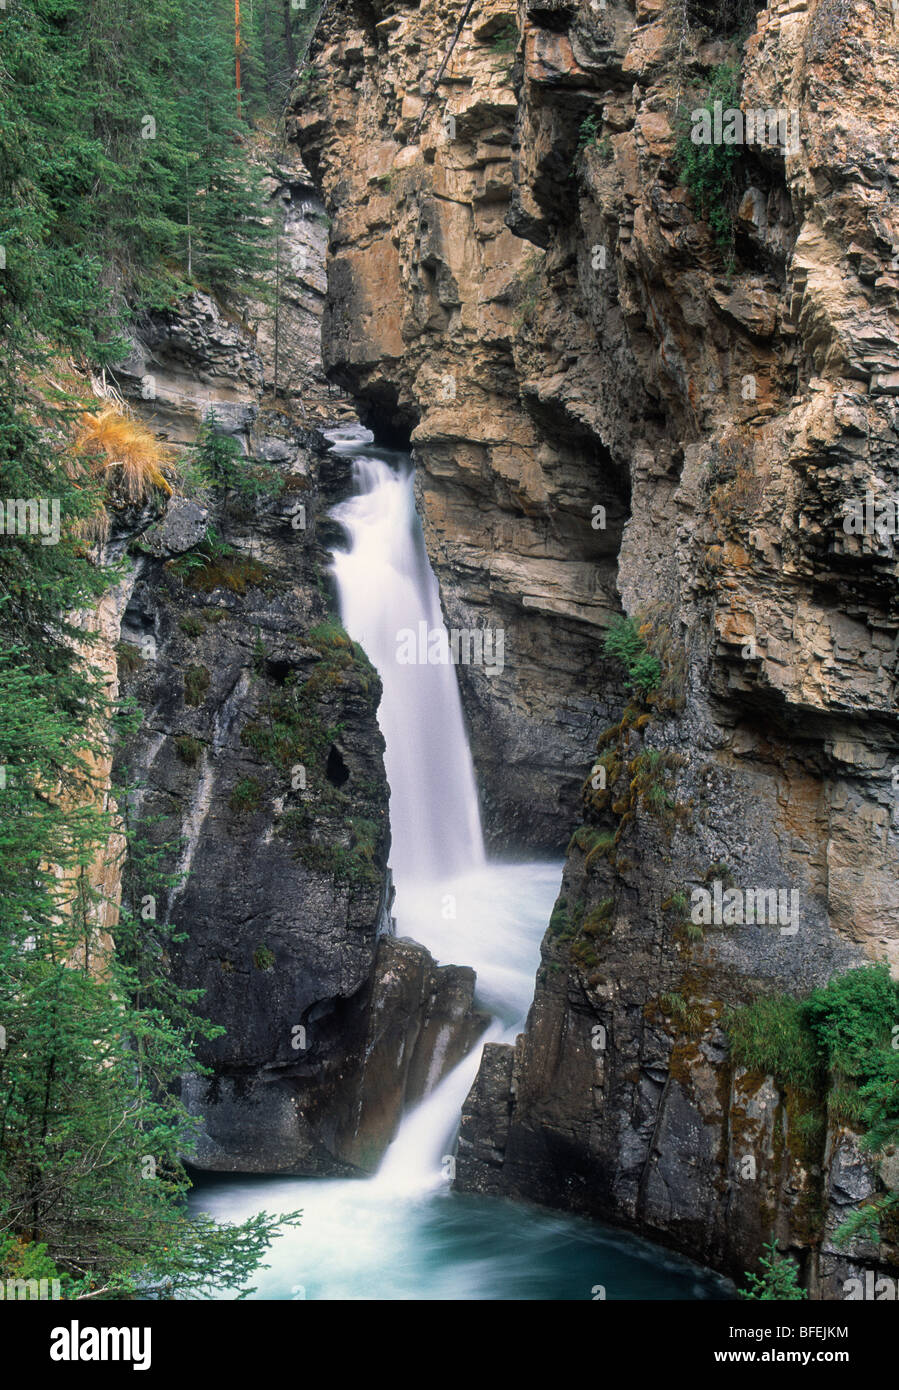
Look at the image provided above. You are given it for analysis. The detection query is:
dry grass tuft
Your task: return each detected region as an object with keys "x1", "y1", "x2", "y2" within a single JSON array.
[{"x1": 74, "y1": 406, "x2": 174, "y2": 501}]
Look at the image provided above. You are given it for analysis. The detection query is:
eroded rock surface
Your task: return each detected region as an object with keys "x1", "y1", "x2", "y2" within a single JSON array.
[{"x1": 295, "y1": 0, "x2": 899, "y2": 1287}]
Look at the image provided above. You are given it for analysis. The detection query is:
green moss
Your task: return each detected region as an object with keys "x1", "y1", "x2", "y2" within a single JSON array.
[
  {"x1": 567, "y1": 824, "x2": 616, "y2": 869},
  {"x1": 253, "y1": 945, "x2": 275, "y2": 971},
  {"x1": 229, "y1": 776, "x2": 263, "y2": 815},
  {"x1": 185, "y1": 554, "x2": 273, "y2": 596},
  {"x1": 583, "y1": 899, "x2": 614, "y2": 937},
  {"x1": 178, "y1": 613, "x2": 206, "y2": 638},
  {"x1": 117, "y1": 641, "x2": 143, "y2": 675},
  {"x1": 549, "y1": 898, "x2": 569, "y2": 934},
  {"x1": 174, "y1": 734, "x2": 203, "y2": 766},
  {"x1": 184, "y1": 664, "x2": 210, "y2": 706}
]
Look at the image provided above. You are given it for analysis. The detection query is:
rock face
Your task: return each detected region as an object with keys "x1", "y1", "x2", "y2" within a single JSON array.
[
  {"x1": 103, "y1": 147, "x2": 486, "y2": 1175},
  {"x1": 295, "y1": 0, "x2": 899, "y2": 1288}
]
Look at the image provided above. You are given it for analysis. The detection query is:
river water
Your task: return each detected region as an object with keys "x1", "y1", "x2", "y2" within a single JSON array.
[{"x1": 187, "y1": 426, "x2": 730, "y2": 1301}]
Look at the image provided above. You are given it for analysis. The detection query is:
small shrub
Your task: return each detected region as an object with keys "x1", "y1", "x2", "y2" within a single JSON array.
[
  {"x1": 174, "y1": 734, "x2": 203, "y2": 766},
  {"x1": 179, "y1": 614, "x2": 206, "y2": 638},
  {"x1": 229, "y1": 776, "x2": 263, "y2": 814},
  {"x1": 187, "y1": 411, "x2": 281, "y2": 503},
  {"x1": 253, "y1": 945, "x2": 276, "y2": 971},
  {"x1": 184, "y1": 664, "x2": 210, "y2": 706},
  {"x1": 577, "y1": 113, "x2": 600, "y2": 155},
  {"x1": 674, "y1": 64, "x2": 741, "y2": 259},
  {"x1": 490, "y1": 21, "x2": 518, "y2": 53},
  {"x1": 739, "y1": 1240, "x2": 806, "y2": 1301},
  {"x1": 603, "y1": 616, "x2": 662, "y2": 698}
]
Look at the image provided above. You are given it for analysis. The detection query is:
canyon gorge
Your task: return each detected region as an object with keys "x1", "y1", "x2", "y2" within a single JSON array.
[{"x1": 73, "y1": 0, "x2": 899, "y2": 1299}]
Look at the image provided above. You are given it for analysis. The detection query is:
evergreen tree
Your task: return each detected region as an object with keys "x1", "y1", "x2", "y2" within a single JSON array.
[{"x1": 0, "y1": 0, "x2": 313, "y2": 1296}]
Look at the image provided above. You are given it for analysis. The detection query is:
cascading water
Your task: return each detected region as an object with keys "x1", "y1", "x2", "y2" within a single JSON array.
[
  {"x1": 328, "y1": 435, "x2": 484, "y2": 888},
  {"x1": 188, "y1": 426, "x2": 730, "y2": 1299}
]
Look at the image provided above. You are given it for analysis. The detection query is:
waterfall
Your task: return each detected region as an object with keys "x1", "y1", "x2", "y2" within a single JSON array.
[
  {"x1": 187, "y1": 426, "x2": 730, "y2": 1301},
  {"x1": 328, "y1": 427, "x2": 484, "y2": 889}
]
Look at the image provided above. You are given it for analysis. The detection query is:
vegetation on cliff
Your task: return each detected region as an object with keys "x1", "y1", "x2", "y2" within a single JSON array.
[
  {"x1": 728, "y1": 965, "x2": 899, "y2": 1242},
  {"x1": 0, "y1": 0, "x2": 311, "y2": 1298}
]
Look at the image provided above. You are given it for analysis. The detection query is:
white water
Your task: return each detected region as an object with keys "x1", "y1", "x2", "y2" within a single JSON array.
[
  {"x1": 329, "y1": 430, "x2": 484, "y2": 887},
  {"x1": 188, "y1": 427, "x2": 729, "y2": 1300},
  {"x1": 328, "y1": 423, "x2": 550, "y2": 1192}
]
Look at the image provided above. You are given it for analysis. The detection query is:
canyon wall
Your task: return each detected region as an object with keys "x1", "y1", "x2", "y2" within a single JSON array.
[
  {"x1": 294, "y1": 0, "x2": 899, "y2": 1291},
  {"x1": 101, "y1": 147, "x2": 486, "y2": 1176}
]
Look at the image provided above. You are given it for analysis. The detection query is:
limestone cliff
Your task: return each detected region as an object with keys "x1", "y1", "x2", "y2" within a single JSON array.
[{"x1": 294, "y1": 0, "x2": 899, "y2": 1291}]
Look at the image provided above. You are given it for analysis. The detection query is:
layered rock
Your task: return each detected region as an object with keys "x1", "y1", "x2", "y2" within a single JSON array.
[{"x1": 295, "y1": 0, "x2": 899, "y2": 1288}]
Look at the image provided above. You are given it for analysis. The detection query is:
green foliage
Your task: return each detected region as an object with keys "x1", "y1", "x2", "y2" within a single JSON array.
[
  {"x1": 603, "y1": 616, "x2": 662, "y2": 698},
  {"x1": 240, "y1": 1, "x2": 323, "y2": 117},
  {"x1": 728, "y1": 965, "x2": 899, "y2": 1188},
  {"x1": 567, "y1": 824, "x2": 616, "y2": 869},
  {"x1": 0, "y1": 0, "x2": 274, "y2": 316},
  {"x1": 805, "y1": 964, "x2": 899, "y2": 1154},
  {"x1": 739, "y1": 1240, "x2": 807, "y2": 1301},
  {"x1": 0, "y1": 775, "x2": 299, "y2": 1295},
  {"x1": 659, "y1": 991, "x2": 704, "y2": 1033},
  {"x1": 577, "y1": 113, "x2": 600, "y2": 154},
  {"x1": 179, "y1": 613, "x2": 206, "y2": 638},
  {"x1": 186, "y1": 412, "x2": 281, "y2": 504},
  {"x1": 664, "y1": 890, "x2": 689, "y2": 917},
  {"x1": 184, "y1": 664, "x2": 211, "y2": 706},
  {"x1": 0, "y1": 0, "x2": 308, "y2": 1302},
  {"x1": 583, "y1": 900, "x2": 614, "y2": 936},
  {"x1": 230, "y1": 776, "x2": 263, "y2": 815},
  {"x1": 174, "y1": 733, "x2": 203, "y2": 766},
  {"x1": 726, "y1": 995, "x2": 821, "y2": 1092},
  {"x1": 253, "y1": 945, "x2": 276, "y2": 972},
  {"x1": 674, "y1": 64, "x2": 741, "y2": 258},
  {"x1": 490, "y1": 21, "x2": 518, "y2": 53},
  {"x1": 834, "y1": 1193, "x2": 899, "y2": 1249},
  {"x1": 548, "y1": 898, "x2": 572, "y2": 938}
]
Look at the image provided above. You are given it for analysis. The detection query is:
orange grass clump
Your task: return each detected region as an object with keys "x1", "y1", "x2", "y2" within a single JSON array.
[{"x1": 74, "y1": 407, "x2": 174, "y2": 501}]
